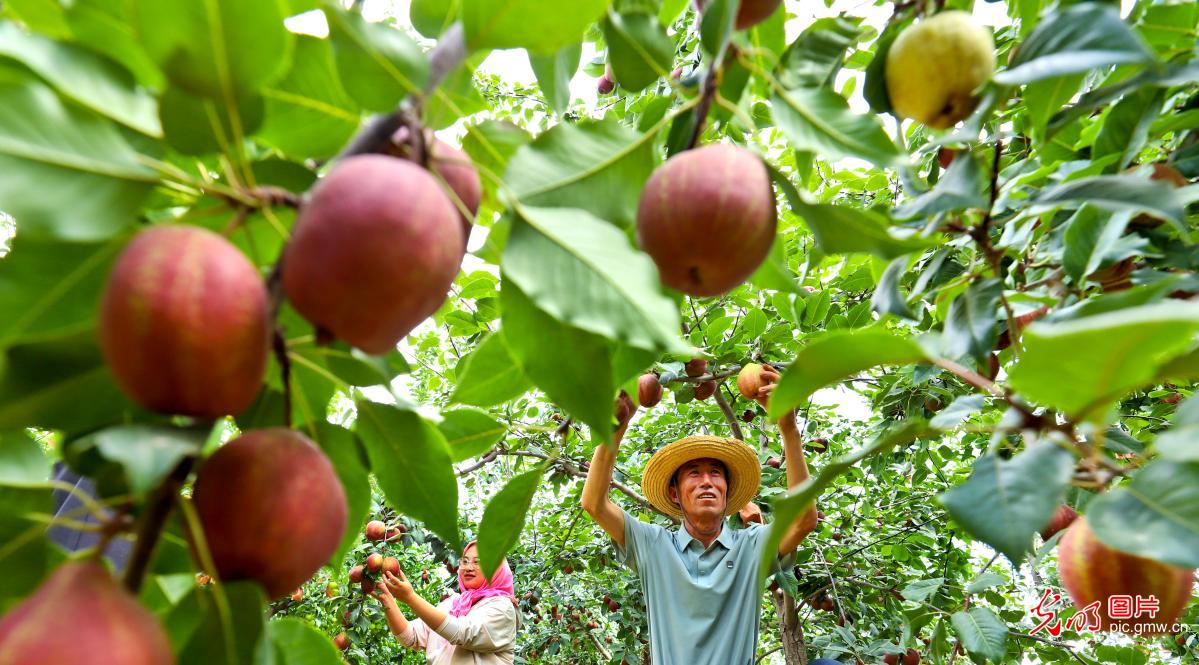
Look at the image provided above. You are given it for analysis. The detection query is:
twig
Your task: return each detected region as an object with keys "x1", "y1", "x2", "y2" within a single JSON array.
[
  {"x1": 123, "y1": 457, "x2": 195, "y2": 593},
  {"x1": 714, "y1": 388, "x2": 744, "y2": 440}
]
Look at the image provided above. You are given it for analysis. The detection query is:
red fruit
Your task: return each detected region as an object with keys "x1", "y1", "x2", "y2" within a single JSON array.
[
  {"x1": 694, "y1": 0, "x2": 782, "y2": 29},
  {"x1": 737, "y1": 363, "x2": 766, "y2": 399},
  {"x1": 614, "y1": 393, "x2": 633, "y2": 425},
  {"x1": 684, "y1": 358, "x2": 708, "y2": 377},
  {"x1": 1039, "y1": 505, "x2": 1078, "y2": 540},
  {"x1": 421, "y1": 569, "x2": 429, "y2": 583},
  {"x1": 282, "y1": 155, "x2": 463, "y2": 354},
  {"x1": 0, "y1": 561, "x2": 172, "y2": 665},
  {"x1": 597, "y1": 75, "x2": 615, "y2": 95},
  {"x1": 765, "y1": 457, "x2": 781, "y2": 469},
  {"x1": 671, "y1": 67, "x2": 684, "y2": 79},
  {"x1": 638, "y1": 374, "x2": 663, "y2": 408},
  {"x1": 1162, "y1": 394, "x2": 1183, "y2": 405},
  {"x1": 1058, "y1": 518, "x2": 1195, "y2": 634},
  {"x1": 290, "y1": 588, "x2": 303, "y2": 602},
  {"x1": 366, "y1": 553, "x2": 383, "y2": 573},
  {"x1": 694, "y1": 380, "x2": 717, "y2": 401},
  {"x1": 883, "y1": 654, "x2": 899, "y2": 665},
  {"x1": 348, "y1": 565, "x2": 364, "y2": 583},
  {"x1": 382, "y1": 557, "x2": 400, "y2": 576},
  {"x1": 637, "y1": 144, "x2": 777, "y2": 297},
  {"x1": 361, "y1": 578, "x2": 377, "y2": 594},
  {"x1": 342, "y1": 610, "x2": 351, "y2": 626},
  {"x1": 937, "y1": 147, "x2": 957, "y2": 169},
  {"x1": 99, "y1": 225, "x2": 269, "y2": 418},
  {"x1": 333, "y1": 632, "x2": 350, "y2": 650},
  {"x1": 365, "y1": 520, "x2": 387, "y2": 541},
  {"x1": 904, "y1": 648, "x2": 920, "y2": 665},
  {"x1": 193, "y1": 428, "x2": 348, "y2": 599},
  {"x1": 741, "y1": 409, "x2": 755, "y2": 423},
  {"x1": 386, "y1": 526, "x2": 403, "y2": 542},
  {"x1": 807, "y1": 437, "x2": 828, "y2": 454},
  {"x1": 563, "y1": 564, "x2": 574, "y2": 574}
]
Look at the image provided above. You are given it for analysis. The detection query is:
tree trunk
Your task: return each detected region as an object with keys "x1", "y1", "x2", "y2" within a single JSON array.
[{"x1": 774, "y1": 589, "x2": 807, "y2": 665}]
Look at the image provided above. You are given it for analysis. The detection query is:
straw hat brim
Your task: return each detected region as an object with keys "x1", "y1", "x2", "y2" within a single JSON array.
[{"x1": 641, "y1": 436, "x2": 761, "y2": 518}]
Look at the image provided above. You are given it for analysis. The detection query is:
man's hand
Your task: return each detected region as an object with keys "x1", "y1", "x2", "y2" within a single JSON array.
[
  {"x1": 738, "y1": 502, "x2": 763, "y2": 525},
  {"x1": 614, "y1": 390, "x2": 636, "y2": 430},
  {"x1": 754, "y1": 367, "x2": 798, "y2": 431}
]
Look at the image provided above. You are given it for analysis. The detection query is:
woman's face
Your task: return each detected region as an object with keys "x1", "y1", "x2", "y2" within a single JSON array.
[{"x1": 461, "y1": 545, "x2": 485, "y2": 590}]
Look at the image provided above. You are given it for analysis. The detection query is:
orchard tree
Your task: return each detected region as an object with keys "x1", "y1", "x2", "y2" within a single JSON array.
[{"x1": 0, "y1": 0, "x2": 1197, "y2": 664}]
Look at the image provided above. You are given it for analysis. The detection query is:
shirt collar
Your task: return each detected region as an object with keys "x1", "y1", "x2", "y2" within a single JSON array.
[{"x1": 674, "y1": 519, "x2": 733, "y2": 552}]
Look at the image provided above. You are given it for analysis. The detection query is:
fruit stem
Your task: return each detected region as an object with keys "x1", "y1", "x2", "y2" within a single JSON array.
[{"x1": 123, "y1": 457, "x2": 195, "y2": 593}]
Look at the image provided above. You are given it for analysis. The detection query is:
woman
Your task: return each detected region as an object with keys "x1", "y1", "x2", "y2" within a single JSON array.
[{"x1": 373, "y1": 542, "x2": 519, "y2": 664}]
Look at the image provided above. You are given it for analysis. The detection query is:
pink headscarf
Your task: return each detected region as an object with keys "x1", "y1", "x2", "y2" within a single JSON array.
[{"x1": 448, "y1": 542, "x2": 516, "y2": 617}]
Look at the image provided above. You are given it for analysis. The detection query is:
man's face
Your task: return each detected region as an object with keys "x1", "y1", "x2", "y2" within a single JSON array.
[{"x1": 669, "y1": 458, "x2": 728, "y2": 521}]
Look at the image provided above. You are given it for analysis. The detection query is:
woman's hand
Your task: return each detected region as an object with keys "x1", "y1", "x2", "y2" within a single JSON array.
[
  {"x1": 371, "y1": 578, "x2": 398, "y2": 608},
  {"x1": 381, "y1": 569, "x2": 417, "y2": 605}
]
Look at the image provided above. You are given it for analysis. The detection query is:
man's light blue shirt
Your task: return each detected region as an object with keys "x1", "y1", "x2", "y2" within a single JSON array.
[{"x1": 616, "y1": 508, "x2": 774, "y2": 665}]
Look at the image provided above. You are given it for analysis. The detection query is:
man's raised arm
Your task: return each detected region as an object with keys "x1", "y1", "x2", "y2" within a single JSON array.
[
  {"x1": 756, "y1": 369, "x2": 818, "y2": 556},
  {"x1": 581, "y1": 392, "x2": 636, "y2": 548}
]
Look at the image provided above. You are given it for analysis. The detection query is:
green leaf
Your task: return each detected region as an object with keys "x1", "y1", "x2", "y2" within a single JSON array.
[
  {"x1": 505, "y1": 119, "x2": 654, "y2": 228},
  {"x1": 500, "y1": 279, "x2": 615, "y2": 441},
  {"x1": 158, "y1": 85, "x2": 264, "y2": 156},
  {"x1": 1023, "y1": 74, "x2": 1084, "y2": 143},
  {"x1": 942, "y1": 278, "x2": 1001, "y2": 363},
  {"x1": 3, "y1": 0, "x2": 70, "y2": 37},
  {"x1": 894, "y1": 152, "x2": 987, "y2": 219},
  {"x1": 1009, "y1": 302, "x2": 1199, "y2": 420},
  {"x1": 1155, "y1": 396, "x2": 1199, "y2": 462},
  {"x1": 602, "y1": 9, "x2": 673, "y2": 93},
  {"x1": 767, "y1": 329, "x2": 928, "y2": 419},
  {"x1": 698, "y1": 0, "x2": 736, "y2": 57},
  {"x1": 0, "y1": 77, "x2": 156, "y2": 241},
  {"x1": 902, "y1": 578, "x2": 944, "y2": 602},
  {"x1": 503, "y1": 207, "x2": 687, "y2": 355},
  {"x1": 871, "y1": 255, "x2": 916, "y2": 320},
  {"x1": 0, "y1": 430, "x2": 49, "y2": 486},
  {"x1": 528, "y1": 44, "x2": 580, "y2": 115},
  {"x1": 792, "y1": 200, "x2": 935, "y2": 260},
  {"x1": 63, "y1": 0, "x2": 164, "y2": 89},
  {"x1": 0, "y1": 23, "x2": 160, "y2": 136},
  {"x1": 70, "y1": 424, "x2": 206, "y2": 498},
  {"x1": 965, "y1": 572, "x2": 1006, "y2": 594},
  {"x1": 424, "y1": 59, "x2": 487, "y2": 130},
  {"x1": 749, "y1": 234, "x2": 800, "y2": 294},
  {"x1": 303, "y1": 343, "x2": 408, "y2": 388},
  {"x1": 939, "y1": 445, "x2": 1074, "y2": 565},
  {"x1": 0, "y1": 235, "x2": 122, "y2": 348},
  {"x1": 439, "y1": 408, "x2": 507, "y2": 462},
  {"x1": 176, "y1": 582, "x2": 267, "y2": 665},
  {"x1": 1061, "y1": 207, "x2": 1131, "y2": 283},
  {"x1": 771, "y1": 87, "x2": 903, "y2": 169},
  {"x1": 259, "y1": 35, "x2": 361, "y2": 160},
  {"x1": 929, "y1": 395, "x2": 986, "y2": 430},
  {"x1": 410, "y1": 0, "x2": 459, "y2": 38},
  {"x1": 0, "y1": 485, "x2": 53, "y2": 606},
  {"x1": 355, "y1": 401, "x2": 460, "y2": 551},
  {"x1": 760, "y1": 421, "x2": 927, "y2": 581},
  {"x1": 862, "y1": 19, "x2": 903, "y2": 114},
  {"x1": 133, "y1": 0, "x2": 291, "y2": 98},
  {"x1": 463, "y1": 0, "x2": 611, "y2": 54},
  {"x1": 1085, "y1": 460, "x2": 1199, "y2": 569},
  {"x1": 775, "y1": 17, "x2": 862, "y2": 90},
  {"x1": 311, "y1": 423, "x2": 370, "y2": 570},
  {"x1": 1033, "y1": 174, "x2": 1187, "y2": 232},
  {"x1": 996, "y1": 4, "x2": 1155, "y2": 85},
  {"x1": 269, "y1": 617, "x2": 344, "y2": 665},
  {"x1": 325, "y1": 6, "x2": 428, "y2": 112},
  {"x1": 450, "y1": 331, "x2": 532, "y2": 407},
  {"x1": 463, "y1": 120, "x2": 531, "y2": 190},
  {"x1": 0, "y1": 331, "x2": 138, "y2": 435},
  {"x1": 477, "y1": 466, "x2": 543, "y2": 580},
  {"x1": 1092, "y1": 87, "x2": 1164, "y2": 171},
  {"x1": 950, "y1": 607, "x2": 1007, "y2": 662}
]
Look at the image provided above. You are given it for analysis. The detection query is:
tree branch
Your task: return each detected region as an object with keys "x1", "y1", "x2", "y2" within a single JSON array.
[{"x1": 123, "y1": 457, "x2": 195, "y2": 593}]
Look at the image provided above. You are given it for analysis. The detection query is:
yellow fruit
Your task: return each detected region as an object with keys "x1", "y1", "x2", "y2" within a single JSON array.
[{"x1": 885, "y1": 12, "x2": 995, "y2": 129}]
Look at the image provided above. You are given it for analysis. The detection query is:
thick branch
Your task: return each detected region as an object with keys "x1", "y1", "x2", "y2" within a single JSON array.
[{"x1": 714, "y1": 387, "x2": 744, "y2": 440}]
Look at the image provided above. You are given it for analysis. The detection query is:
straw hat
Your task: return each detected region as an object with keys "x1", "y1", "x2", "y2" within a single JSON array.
[{"x1": 641, "y1": 435, "x2": 761, "y2": 518}]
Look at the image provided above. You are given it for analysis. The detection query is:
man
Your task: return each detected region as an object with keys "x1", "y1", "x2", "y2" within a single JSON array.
[{"x1": 581, "y1": 367, "x2": 819, "y2": 664}]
